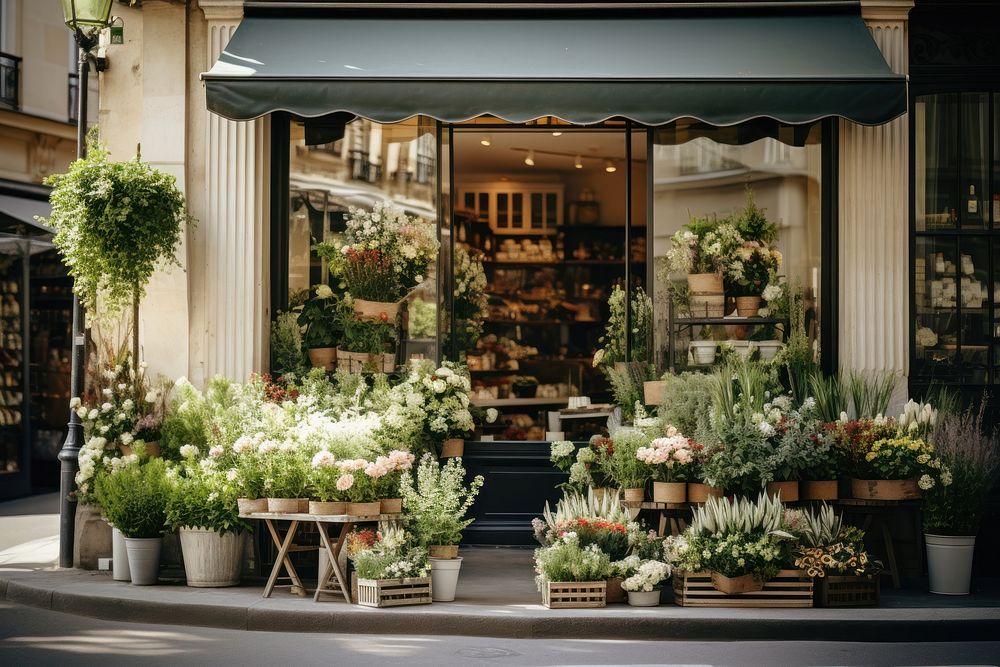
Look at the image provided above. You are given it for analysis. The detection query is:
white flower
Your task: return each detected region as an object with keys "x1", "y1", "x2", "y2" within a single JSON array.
[
  {"x1": 758, "y1": 421, "x2": 776, "y2": 437},
  {"x1": 122, "y1": 399, "x2": 134, "y2": 410},
  {"x1": 550, "y1": 440, "x2": 574, "y2": 459},
  {"x1": 226, "y1": 468, "x2": 239, "y2": 482},
  {"x1": 918, "y1": 474, "x2": 934, "y2": 491},
  {"x1": 209, "y1": 445, "x2": 225, "y2": 458},
  {"x1": 485, "y1": 408, "x2": 499, "y2": 423},
  {"x1": 315, "y1": 284, "x2": 334, "y2": 299},
  {"x1": 87, "y1": 409, "x2": 99, "y2": 420},
  {"x1": 179, "y1": 444, "x2": 200, "y2": 459},
  {"x1": 69, "y1": 397, "x2": 82, "y2": 409},
  {"x1": 102, "y1": 388, "x2": 113, "y2": 397},
  {"x1": 145, "y1": 390, "x2": 159, "y2": 403},
  {"x1": 336, "y1": 473, "x2": 354, "y2": 491},
  {"x1": 119, "y1": 432, "x2": 133, "y2": 445}
]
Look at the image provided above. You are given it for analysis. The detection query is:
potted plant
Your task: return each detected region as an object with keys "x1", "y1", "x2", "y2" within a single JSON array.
[
  {"x1": 665, "y1": 493, "x2": 794, "y2": 594},
  {"x1": 166, "y1": 447, "x2": 251, "y2": 588},
  {"x1": 392, "y1": 360, "x2": 476, "y2": 458},
  {"x1": 665, "y1": 216, "x2": 737, "y2": 318},
  {"x1": 334, "y1": 297, "x2": 398, "y2": 373},
  {"x1": 922, "y1": 404, "x2": 999, "y2": 595},
  {"x1": 848, "y1": 432, "x2": 944, "y2": 500},
  {"x1": 511, "y1": 375, "x2": 539, "y2": 398},
  {"x1": 637, "y1": 430, "x2": 694, "y2": 503},
  {"x1": 347, "y1": 525, "x2": 432, "y2": 608},
  {"x1": 230, "y1": 433, "x2": 268, "y2": 514},
  {"x1": 689, "y1": 325, "x2": 717, "y2": 366},
  {"x1": 336, "y1": 459, "x2": 381, "y2": 516},
  {"x1": 606, "y1": 429, "x2": 651, "y2": 502},
  {"x1": 534, "y1": 532, "x2": 611, "y2": 608},
  {"x1": 94, "y1": 457, "x2": 170, "y2": 585},
  {"x1": 307, "y1": 449, "x2": 348, "y2": 516},
  {"x1": 260, "y1": 441, "x2": 309, "y2": 513},
  {"x1": 725, "y1": 243, "x2": 781, "y2": 317},
  {"x1": 750, "y1": 281, "x2": 787, "y2": 361},
  {"x1": 298, "y1": 284, "x2": 339, "y2": 370},
  {"x1": 369, "y1": 450, "x2": 415, "y2": 514},
  {"x1": 621, "y1": 559, "x2": 672, "y2": 607},
  {"x1": 400, "y1": 454, "x2": 484, "y2": 602}
]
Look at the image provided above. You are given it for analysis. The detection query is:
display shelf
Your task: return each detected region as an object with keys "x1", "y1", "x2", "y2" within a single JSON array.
[
  {"x1": 483, "y1": 319, "x2": 600, "y2": 326},
  {"x1": 675, "y1": 316, "x2": 784, "y2": 325},
  {"x1": 471, "y1": 397, "x2": 569, "y2": 408}
]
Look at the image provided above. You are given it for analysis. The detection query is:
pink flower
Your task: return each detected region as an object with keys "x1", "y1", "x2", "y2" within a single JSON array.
[
  {"x1": 311, "y1": 450, "x2": 336, "y2": 468},
  {"x1": 336, "y1": 474, "x2": 355, "y2": 491}
]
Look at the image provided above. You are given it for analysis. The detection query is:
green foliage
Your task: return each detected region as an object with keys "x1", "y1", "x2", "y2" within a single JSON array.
[
  {"x1": 809, "y1": 371, "x2": 849, "y2": 423},
  {"x1": 603, "y1": 362, "x2": 656, "y2": 422},
  {"x1": 159, "y1": 379, "x2": 213, "y2": 461},
  {"x1": 165, "y1": 463, "x2": 250, "y2": 536},
  {"x1": 606, "y1": 429, "x2": 651, "y2": 489},
  {"x1": 772, "y1": 281, "x2": 816, "y2": 402},
  {"x1": 594, "y1": 285, "x2": 653, "y2": 367},
  {"x1": 348, "y1": 524, "x2": 430, "y2": 579},
  {"x1": 734, "y1": 185, "x2": 777, "y2": 245},
  {"x1": 656, "y1": 372, "x2": 714, "y2": 439},
  {"x1": 297, "y1": 286, "x2": 340, "y2": 349},
  {"x1": 271, "y1": 310, "x2": 306, "y2": 376},
  {"x1": 334, "y1": 297, "x2": 397, "y2": 354},
  {"x1": 40, "y1": 130, "x2": 191, "y2": 319},
  {"x1": 94, "y1": 458, "x2": 170, "y2": 538},
  {"x1": 401, "y1": 454, "x2": 484, "y2": 547},
  {"x1": 534, "y1": 534, "x2": 612, "y2": 584},
  {"x1": 847, "y1": 370, "x2": 897, "y2": 419}
]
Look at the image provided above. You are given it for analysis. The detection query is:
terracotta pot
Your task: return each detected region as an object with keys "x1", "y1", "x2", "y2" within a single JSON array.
[
  {"x1": 237, "y1": 498, "x2": 267, "y2": 515},
  {"x1": 354, "y1": 299, "x2": 401, "y2": 321},
  {"x1": 347, "y1": 501, "x2": 382, "y2": 516},
  {"x1": 606, "y1": 576, "x2": 626, "y2": 604},
  {"x1": 309, "y1": 500, "x2": 347, "y2": 516},
  {"x1": 653, "y1": 481, "x2": 686, "y2": 504},
  {"x1": 440, "y1": 438, "x2": 464, "y2": 458},
  {"x1": 735, "y1": 295, "x2": 762, "y2": 317},
  {"x1": 687, "y1": 483, "x2": 723, "y2": 503},
  {"x1": 266, "y1": 498, "x2": 302, "y2": 514},
  {"x1": 308, "y1": 347, "x2": 336, "y2": 371},
  {"x1": 687, "y1": 273, "x2": 725, "y2": 317},
  {"x1": 711, "y1": 571, "x2": 764, "y2": 594},
  {"x1": 801, "y1": 480, "x2": 838, "y2": 501},
  {"x1": 120, "y1": 441, "x2": 161, "y2": 458},
  {"x1": 687, "y1": 272, "x2": 724, "y2": 293},
  {"x1": 428, "y1": 544, "x2": 459, "y2": 559},
  {"x1": 380, "y1": 498, "x2": 402, "y2": 514},
  {"x1": 766, "y1": 480, "x2": 799, "y2": 502},
  {"x1": 643, "y1": 380, "x2": 666, "y2": 406},
  {"x1": 623, "y1": 487, "x2": 645, "y2": 502},
  {"x1": 851, "y1": 478, "x2": 920, "y2": 500}
]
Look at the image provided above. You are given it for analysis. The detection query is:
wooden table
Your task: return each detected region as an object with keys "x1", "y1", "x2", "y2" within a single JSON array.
[
  {"x1": 834, "y1": 499, "x2": 921, "y2": 589},
  {"x1": 622, "y1": 501, "x2": 694, "y2": 536},
  {"x1": 240, "y1": 512, "x2": 403, "y2": 602}
]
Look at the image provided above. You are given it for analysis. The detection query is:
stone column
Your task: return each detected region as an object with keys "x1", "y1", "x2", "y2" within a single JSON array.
[
  {"x1": 193, "y1": 0, "x2": 270, "y2": 385},
  {"x1": 838, "y1": 1, "x2": 913, "y2": 408}
]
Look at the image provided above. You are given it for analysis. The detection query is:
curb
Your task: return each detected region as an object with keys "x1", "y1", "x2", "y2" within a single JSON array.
[{"x1": 3, "y1": 576, "x2": 1000, "y2": 641}]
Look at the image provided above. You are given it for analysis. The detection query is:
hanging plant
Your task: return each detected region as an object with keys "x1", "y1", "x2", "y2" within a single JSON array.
[{"x1": 39, "y1": 129, "x2": 192, "y2": 321}]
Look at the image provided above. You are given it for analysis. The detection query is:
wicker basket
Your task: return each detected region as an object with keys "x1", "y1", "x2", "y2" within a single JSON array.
[
  {"x1": 673, "y1": 570, "x2": 813, "y2": 608},
  {"x1": 356, "y1": 577, "x2": 432, "y2": 608},
  {"x1": 542, "y1": 581, "x2": 607, "y2": 609},
  {"x1": 816, "y1": 575, "x2": 879, "y2": 607}
]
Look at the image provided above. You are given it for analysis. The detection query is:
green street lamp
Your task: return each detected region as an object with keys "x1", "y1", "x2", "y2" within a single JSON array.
[{"x1": 58, "y1": 0, "x2": 113, "y2": 570}]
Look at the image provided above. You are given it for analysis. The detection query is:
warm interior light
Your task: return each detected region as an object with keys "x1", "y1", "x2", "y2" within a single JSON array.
[
  {"x1": 604, "y1": 159, "x2": 617, "y2": 173},
  {"x1": 574, "y1": 155, "x2": 583, "y2": 169},
  {"x1": 552, "y1": 131, "x2": 563, "y2": 137},
  {"x1": 480, "y1": 135, "x2": 492, "y2": 147},
  {"x1": 525, "y1": 150, "x2": 535, "y2": 166}
]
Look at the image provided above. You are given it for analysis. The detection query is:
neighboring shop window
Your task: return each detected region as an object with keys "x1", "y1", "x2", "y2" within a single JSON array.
[
  {"x1": 651, "y1": 121, "x2": 823, "y2": 373},
  {"x1": 283, "y1": 117, "x2": 438, "y2": 370},
  {"x1": 912, "y1": 93, "x2": 999, "y2": 388}
]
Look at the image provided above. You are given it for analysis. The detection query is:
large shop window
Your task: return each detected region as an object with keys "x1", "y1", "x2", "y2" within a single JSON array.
[
  {"x1": 912, "y1": 93, "x2": 1000, "y2": 389},
  {"x1": 651, "y1": 122, "x2": 824, "y2": 372},
  {"x1": 285, "y1": 116, "x2": 439, "y2": 362}
]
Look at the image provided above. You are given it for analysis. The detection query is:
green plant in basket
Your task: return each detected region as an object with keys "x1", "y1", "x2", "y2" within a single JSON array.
[
  {"x1": 297, "y1": 285, "x2": 340, "y2": 349},
  {"x1": 347, "y1": 523, "x2": 430, "y2": 580},
  {"x1": 94, "y1": 457, "x2": 171, "y2": 539},
  {"x1": 534, "y1": 532, "x2": 612, "y2": 587}
]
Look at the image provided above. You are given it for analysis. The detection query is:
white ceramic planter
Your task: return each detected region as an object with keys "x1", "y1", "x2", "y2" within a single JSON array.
[
  {"x1": 626, "y1": 589, "x2": 661, "y2": 607},
  {"x1": 111, "y1": 526, "x2": 130, "y2": 582},
  {"x1": 689, "y1": 340, "x2": 717, "y2": 366},
  {"x1": 429, "y1": 557, "x2": 463, "y2": 602},
  {"x1": 755, "y1": 340, "x2": 784, "y2": 361},
  {"x1": 124, "y1": 536, "x2": 162, "y2": 586},
  {"x1": 925, "y1": 533, "x2": 976, "y2": 595},
  {"x1": 178, "y1": 527, "x2": 245, "y2": 588}
]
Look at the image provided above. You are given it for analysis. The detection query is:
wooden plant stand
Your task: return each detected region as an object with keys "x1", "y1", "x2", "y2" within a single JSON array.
[
  {"x1": 621, "y1": 501, "x2": 693, "y2": 537},
  {"x1": 673, "y1": 570, "x2": 813, "y2": 608}
]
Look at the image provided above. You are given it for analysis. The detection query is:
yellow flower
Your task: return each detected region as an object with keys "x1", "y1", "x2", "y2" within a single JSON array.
[{"x1": 865, "y1": 452, "x2": 877, "y2": 462}]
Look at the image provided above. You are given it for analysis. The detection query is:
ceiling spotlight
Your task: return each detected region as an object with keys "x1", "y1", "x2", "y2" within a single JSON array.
[
  {"x1": 604, "y1": 159, "x2": 617, "y2": 173},
  {"x1": 480, "y1": 135, "x2": 492, "y2": 147},
  {"x1": 525, "y1": 150, "x2": 535, "y2": 166},
  {"x1": 574, "y1": 155, "x2": 583, "y2": 169},
  {"x1": 552, "y1": 131, "x2": 563, "y2": 137}
]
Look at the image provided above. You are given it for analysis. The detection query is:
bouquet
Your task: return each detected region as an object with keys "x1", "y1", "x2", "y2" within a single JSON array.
[
  {"x1": 636, "y1": 429, "x2": 695, "y2": 483},
  {"x1": 725, "y1": 241, "x2": 782, "y2": 297}
]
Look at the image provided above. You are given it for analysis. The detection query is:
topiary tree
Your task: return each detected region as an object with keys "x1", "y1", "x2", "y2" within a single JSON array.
[{"x1": 39, "y1": 129, "x2": 193, "y2": 359}]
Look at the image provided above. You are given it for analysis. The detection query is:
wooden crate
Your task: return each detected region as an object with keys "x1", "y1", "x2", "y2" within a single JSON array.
[
  {"x1": 816, "y1": 575, "x2": 879, "y2": 607},
  {"x1": 355, "y1": 577, "x2": 432, "y2": 608},
  {"x1": 542, "y1": 581, "x2": 607, "y2": 609},
  {"x1": 672, "y1": 570, "x2": 813, "y2": 608}
]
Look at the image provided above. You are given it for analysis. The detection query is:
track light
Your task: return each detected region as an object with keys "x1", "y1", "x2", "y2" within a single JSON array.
[
  {"x1": 480, "y1": 135, "x2": 492, "y2": 147},
  {"x1": 604, "y1": 159, "x2": 617, "y2": 173},
  {"x1": 574, "y1": 155, "x2": 583, "y2": 169},
  {"x1": 525, "y1": 150, "x2": 535, "y2": 166}
]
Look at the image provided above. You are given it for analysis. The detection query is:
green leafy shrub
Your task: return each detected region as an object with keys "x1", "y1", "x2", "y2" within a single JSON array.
[
  {"x1": 534, "y1": 533, "x2": 611, "y2": 585},
  {"x1": 94, "y1": 458, "x2": 170, "y2": 538},
  {"x1": 271, "y1": 309, "x2": 305, "y2": 376},
  {"x1": 165, "y1": 456, "x2": 249, "y2": 536},
  {"x1": 401, "y1": 454, "x2": 484, "y2": 547}
]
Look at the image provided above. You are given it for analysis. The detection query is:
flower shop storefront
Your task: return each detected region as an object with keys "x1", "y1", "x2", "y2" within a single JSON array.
[{"x1": 201, "y1": 2, "x2": 908, "y2": 546}]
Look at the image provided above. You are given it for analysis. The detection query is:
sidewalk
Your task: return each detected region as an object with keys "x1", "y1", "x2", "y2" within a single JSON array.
[{"x1": 2, "y1": 545, "x2": 999, "y2": 642}]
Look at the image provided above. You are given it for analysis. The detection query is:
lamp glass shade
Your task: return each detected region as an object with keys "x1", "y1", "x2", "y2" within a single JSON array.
[{"x1": 62, "y1": 0, "x2": 114, "y2": 30}]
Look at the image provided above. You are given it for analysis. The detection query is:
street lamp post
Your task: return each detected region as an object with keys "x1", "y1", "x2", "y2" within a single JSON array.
[{"x1": 57, "y1": 0, "x2": 113, "y2": 569}]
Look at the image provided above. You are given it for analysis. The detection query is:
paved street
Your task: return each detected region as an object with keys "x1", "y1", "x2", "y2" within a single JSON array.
[
  {"x1": 0, "y1": 494, "x2": 59, "y2": 569},
  {"x1": 0, "y1": 601, "x2": 998, "y2": 667}
]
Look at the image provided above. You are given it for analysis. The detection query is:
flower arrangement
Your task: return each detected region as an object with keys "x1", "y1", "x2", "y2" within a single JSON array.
[
  {"x1": 725, "y1": 242, "x2": 782, "y2": 297},
  {"x1": 621, "y1": 560, "x2": 672, "y2": 592},
  {"x1": 347, "y1": 523, "x2": 430, "y2": 580},
  {"x1": 636, "y1": 429, "x2": 695, "y2": 482},
  {"x1": 534, "y1": 532, "x2": 612, "y2": 586},
  {"x1": 260, "y1": 440, "x2": 310, "y2": 499},
  {"x1": 332, "y1": 457, "x2": 379, "y2": 503},
  {"x1": 664, "y1": 217, "x2": 742, "y2": 276},
  {"x1": 859, "y1": 435, "x2": 949, "y2": 490},
  {"x1": 391, "y1": 360, "x2": 475, "y2": 449},
  {"x1": 791, "y1": 505, "x2": 881, "y2": 577},
  {"x1": 553, "y1": 517, "x2": 631, "y2": 561},
  {"x1": 297, "y1": 284, "x2": 340, "y2": 349},
  {"x1": 533, "y1": 489, "x2": 633, "y2": 548},
  {"x1": 592, "y1": 285, "x2": 653, "y2": 368},
  {"x1": 400, "y1": 453, "x2": 484, "y2": 548}
]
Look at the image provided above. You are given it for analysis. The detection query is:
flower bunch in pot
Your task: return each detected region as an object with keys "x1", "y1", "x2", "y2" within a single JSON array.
[
  {"x1": 837, "y1": 423, "x2": 949, "y2": 501},
  {"x1": 724, "y1": 243, "x2": 781, "y2": 317},
  {"x1": 619, "y1": 558, "x2": 672, "y2": 607},
  {"x1": 921, "y1": 402, "x2": 999, "y2": 595},
  {"x1": 664, "y1": 215, "x2": 741, "y2": 318},
  {"x1": 636, "y1": 427, "x2": 695, "y2": 503},
  {"x1": 334, "y1": 458, "x2": 383, "y2": 516},
  {"x1": 756, "y1": 395, "x2": 833, "y2": 502},
  {"x1": 534, "y1": 531, "x2": 612, "y2": 608},
  {"x1": 749, "y1": 280, "x2": 788, "y2": 360},
  {"x1": 297, "y1": 284, "x2": 340, "y2": 371},
  {"x1": 333, "y1": 295, "x2": 398, "y2": 373},
  {"x1": 230, "y1": 433, "x2": 269, "y2": 515},
  {"x1": 452, "y1": 244, "x2": 489, "y2": 352},
  {"x1": 93, "y1": 457, "x2": 171, "y2": 585},
  {"x1": 259, "y1": 439, "x2": 310, "y2": 513},
  {"x1": 663, "y1": 493, "x2": 795, "y2": 594},
  {"x1": 165, "y1": 444, "x2": 251, "y2": 588},
  {"x1": 390, "y1": 360, "x2": 475, "y2": 458},
  {"x1": 605, "y1": 428, "x2": 652, "y2": 502},
  {"x1": 400, "y1": 454, "x2": 484, "y2": 601}
]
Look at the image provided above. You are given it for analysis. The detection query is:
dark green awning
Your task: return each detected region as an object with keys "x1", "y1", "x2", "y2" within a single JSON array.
[{"x1": 203, "y1": 8, "x2": 906, "y2": 126}]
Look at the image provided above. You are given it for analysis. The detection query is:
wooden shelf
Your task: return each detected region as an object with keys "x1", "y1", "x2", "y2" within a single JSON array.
[
  {"x1": 483, "y1": 319, "x2": 601, "y2": 326},
  {"x1": 675, "y1": 317, "x2": 784, "y2": 325},
  {"x1": 471, "y1": 397, "x2": 570, "y2": 408}
]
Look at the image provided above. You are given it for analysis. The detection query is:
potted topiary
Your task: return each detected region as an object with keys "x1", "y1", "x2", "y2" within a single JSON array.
[
  {"x1": 511, "y1": 375, "x2": 539, "y2": 399},
  {"x1": 298, "y1": 285, "x2": 339, "y2": 371},
  {"x1": 94, "y1": 457, "x2": 170, "y2": 585},
  {"x1": 922, "y1": 403, "x2": 1000, "y2": 595},
  {"x1": 400, "y1": 454, "x2": 484, "y2": 602},
  {"x1": 166, "y1": 446, "x2": 251, "y2": 588}
]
